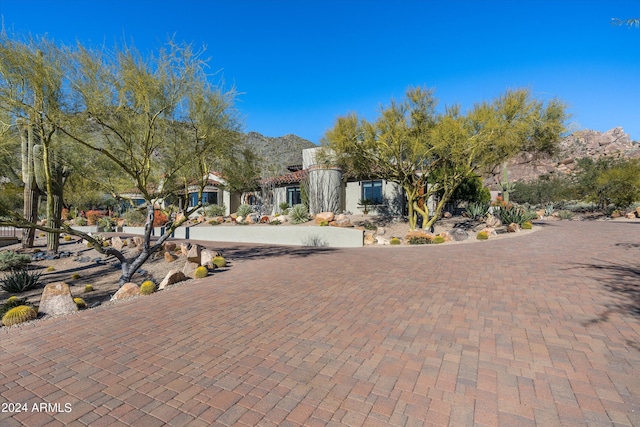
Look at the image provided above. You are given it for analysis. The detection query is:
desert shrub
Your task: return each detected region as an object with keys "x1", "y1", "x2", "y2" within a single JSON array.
[
  {"x1": 289, "y1": 204, "x2": 309, "y2": 224},
  {"x1": 362, "y1": 222, "x2": 377, "y2": 231},
  {"x1": 465, "y1": 202, "x2": 489, "y2": 220},
  {"x1": 269, "y1": 219, "x2": 282, "y2": 225},
  {"x1": 139, "y1": 280, "x2": 156, "y2": 295},
  {"x1": 0, "y1": 251, "x2": 32, "y2": 271},
  {"x1": 194, "y1": 266, "x2": 208, "y2": 279},
  {"x1": 556, "y1": 210, "x2": 574, "y2": 220},
  {"x1": 73, "y1": 297, "x2": 87, "y2": 309},
  {"x1": 122, "y1": 209, "x2": 146, "y2": 226},
  {"x1": 236, "y1": 204, "x2": 253, "y2": 218},
  {"x1": 512, "y1": 175, "x2": 577, "y2": 206},
  {"x1": 2, "y1": 305, "x2": 37, "y2": 326},
  {"x1": 85, "y1": 210, "x2": 103, "y2": 225},
  {"x1": 97, "y1": 216, "x2": 115, "y2": 232},
  {"x1": 74, "y1": 216, "x2": 87, "y2": 226},
  {"x1": 207, "y1": 220, "x2": 221, "y2": 225},
  {"x1": 0, "y1": 269, "x2": 42, "y2": 293},
  {"x1": 521, "y1": 221, "x2": 533, "y2": 230},
  {"x1": 390, "y1": 237, "x2": 401, "y2": 245},
  {"x1": 477, "y1": 231, "x2": 489, "y2": 240},
  {"x1": 212, "y1": 256, "x2": 227, "y2": 268},
  {"x1": 432, "y1": 236, "x2": 445, "y2": 244},
  {"x1": 279, "y1": 202, "x2": 290, "y2": 213},
  {"x1": 84, "y1": 284, "x2": 94, "y2": 292},
  {"x1": 451, "y1": 176, "x2": 491, "y2": 205},
  {"x1": 153, "y1": 209, "x2": 168, "y2": 227},
  {"x1": 204, "y1": 204, "x2": 227, "y2": 217}
]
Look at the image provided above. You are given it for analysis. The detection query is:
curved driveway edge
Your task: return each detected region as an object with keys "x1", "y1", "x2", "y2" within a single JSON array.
[{"x1": 0, "y1": 220, "x2": 639, "y2": 426}]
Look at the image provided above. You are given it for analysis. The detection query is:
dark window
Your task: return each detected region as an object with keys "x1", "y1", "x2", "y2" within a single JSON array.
[
  {"x1": 190, "y1": 191, "x2": 218, "y2": 207},
  {"x1": 287, "y1": 186, "x2": 301, "y2": 206},
  {"x1": 362, "y1": 180, "x2": 383, "y2": 204}
]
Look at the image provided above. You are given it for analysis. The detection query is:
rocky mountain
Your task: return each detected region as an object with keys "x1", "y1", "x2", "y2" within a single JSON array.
[
  {"x1": 242, "y1": 132, "x2": 316, "y2": 175},
  {"x1": 487, "y1": 127, "x2": 640, "y2": 187}
]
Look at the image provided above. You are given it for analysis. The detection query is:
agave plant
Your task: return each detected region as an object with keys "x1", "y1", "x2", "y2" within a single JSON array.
[
  {"x1": 289, "y1": 204, "x2": 310, "y2": 224},
  {"x1": 0, "y1": 269, "x2": 42, "y2": 293},
  {"x1": 465, "y1": 202, "x2": 489, "y2": 220}
]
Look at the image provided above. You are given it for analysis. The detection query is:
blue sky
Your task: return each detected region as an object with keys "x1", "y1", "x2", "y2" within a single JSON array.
[{"x1": 0, "y1": 0, "x2": 638, "y2": 143}]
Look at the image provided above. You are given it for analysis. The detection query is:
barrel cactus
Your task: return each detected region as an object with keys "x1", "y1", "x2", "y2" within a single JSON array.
[
  {"x1": 390, "y1": 237, "x2": 401, "y2": 245},
  {"x1": 84, "y1": 284, "x2": 94, "y2": 293},
  {"x1": 477, "y1": 231, "x2": 489, "y2": 240},
  {"x1": 432, "y1": 236, "x2": 445, "y2": 244},
  {"x1": 2, "y1": 305, "x2": 37, "y2": 326},
  {"x1": 73, "y1": 297, "x2": 87, "y2": 309},
  {"x1": 194, "y1": 266, "x2": 208, "y2": 279},
  {"x1": 140, "y1": 280, "x2": 156, "y2": 295},
  {"x1": 212, "y1": 256, "x2": 227, "y2": 268}
]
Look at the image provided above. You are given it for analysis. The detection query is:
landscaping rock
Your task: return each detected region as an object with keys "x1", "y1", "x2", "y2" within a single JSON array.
[
  {"x1": 186, "y1": 244, "x2": 202, "y2": 264},
  {"x1": 182, "y1": 260, "x2": 200, "y2": 278},
  {"x1": 164, "y1": 252, "x2": 178, "y2": 263},
  {"x1": 636, "y1": 206, "x2": 640, "y2": 217},
  {"x1": 485, "y1": 214, "x2": 502, "y2": 228},
  {"x1": 315, "y1": 212, "x2": 335, "y2": 224},
  {"x1": 507, "y1": 223, "x2": 521, "y2": 233},
  {"x1": 132, "y1": 236, "x2": 144, "y2": 248},
  {"x1": 376, "y1": 226, "x2": 385, "y2": 235},
  {"x1": 625, "y1": 212, "x2": 636, "y2": 219},
  {"x1": 236, "y1": 215, "x2": 244, "y2": 224},
  {"x1": 259, "y1": 215, "x2": 270, "y2": 223},
  {"x1": 364, "y1": 235, "x2": 375, "y2": 245},
  {"x1": 180, "y1": 242, "x2": 190, "y2": 256},
  {"x1": 376, "y1": 236, "x2": 390, "y2": 245},
  {"x1": 447, "y1": 228, "x2": 469, "y2": 241},
  {"x1": 111, "y1": 282, "x2": 140, "y2": 301},
  {"x1": 111, "y1": 236, "x2": 124, "y2": 250},
  {"x1": 38, "y1": 282, "x2": 78, "y2": 316},
  {"x1": 158, "y1": 270, "x2": 187, "y2": 290},
  {"x1": 163, "y1": 242, "x2": 177, "y2": 252},
  {"x1": 201, "y1": 249, "x2": 216, "y2": 269}
]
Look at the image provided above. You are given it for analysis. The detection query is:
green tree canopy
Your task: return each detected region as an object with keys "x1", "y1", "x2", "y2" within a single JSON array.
[{"x1": 323, "y1": 87, "x2": 567, "y2": 230}]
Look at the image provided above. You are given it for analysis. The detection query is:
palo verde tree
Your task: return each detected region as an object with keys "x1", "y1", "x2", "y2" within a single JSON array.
[
  {"x1": 323, "y1": 87, "x2": 566, "y2": 230},
  {"x1": 0, "y1": 36, "x2": 240, "y2": 286},
  {"x1": 0, "y1": 33, "x2": 73, "y2": 251}
]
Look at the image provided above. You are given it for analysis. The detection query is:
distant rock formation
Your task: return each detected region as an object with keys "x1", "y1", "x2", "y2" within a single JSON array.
[
  {"x1": 486, "y1": 127, "x2": 640, "y2": 187},
  {"x1": 243, "y1": 132, "x2": 316, "y2": 175}
]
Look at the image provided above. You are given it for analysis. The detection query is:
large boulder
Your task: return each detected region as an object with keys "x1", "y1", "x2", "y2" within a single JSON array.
[
  {"x1": 201, "y1": 249, "x2": 217, "y2": 269},
  {"x1": 182, "y1": 260, "x2": 200, "y2": 278},
  {"x1": 158, "y1": 270, "x2": 187, "y2": 290},
  {"x1": 315, "y1": 212, "x2": 334, "y2": 224},
  {"x1": 111, "y1": 282, "x2": 140, "y2": 301},
  {"x1": 111, "y1": 236, "x2": 124, "y2": 251},
  {"x1": 38, "y1": 282, "x2": 78, "y2": 316},
  {"x1": 186, "y1": 244, "x2": 202, "y2": 264},
  {"x1": 163, "y1": 241, "x2": 177, "y2": 252},
  {"x1": 485, "y1": 214, "x2": 502, "y2": 228}
]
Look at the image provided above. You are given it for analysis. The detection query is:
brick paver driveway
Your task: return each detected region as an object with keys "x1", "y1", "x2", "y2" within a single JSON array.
[{"x1": 1, "y1": 220, "x2": 639, "y2": 426}]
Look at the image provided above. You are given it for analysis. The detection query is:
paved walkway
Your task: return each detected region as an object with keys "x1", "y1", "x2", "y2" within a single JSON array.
[{"x1": 0, "y1": 220, "x2": 639, "y2": 426}]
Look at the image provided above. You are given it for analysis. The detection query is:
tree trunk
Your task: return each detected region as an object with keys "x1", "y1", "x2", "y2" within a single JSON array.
[{"x1": 21, "y1": 184, "x2": 39, "y2": 248}]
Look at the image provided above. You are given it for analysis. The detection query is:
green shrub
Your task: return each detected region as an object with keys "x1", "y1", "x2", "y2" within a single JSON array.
[
  {"x1": 279, "y1": 202, "x2": 290, "y2": 213},
  {"x1": 390, "y1": 237, "x2": 401, "y2": 245},
  {"x1": 139, "y1": 280, "x2": 156, "y2": 295},
  {"x1": 194, "y1": 266, "x2": 208, "y2": 279},
  {"x1": 122, "y1": 209, "x2": 146, "y2": 226},
  {"x1": 0, "y1": 269, "x2": 42, "y2": 293},
  {"x1": 556, "y1": 210, "x2": 573, "y2": 220},
  {"x1": 0, "y1": 251, "x2": 32, "y2": 272},
  {"x1": 74, "y1": 217, "x2": 87, "y2": 226},
  {"x1": 205, "y1": 204, "x2": 226, "y2": 217},
  {"x1": 97, "y1": 216, "x2": 115, "y2": 232},
  {"x1": 212, "y1": 256, "x2": 227, "y2": 268},
  {"x1": 2, "y1": 305, "x2": 37, "y2": 326},
  {"x1": 236, "y1": 204, "x2": 253, "y2": 218},
  {"x1": 477, "y1": 231, "x2": 489, "y2": 240},
  {"x1": 289, "y1": 204, "x2": 309, "y2": 224},
  {"x1": 73, "y1": 297, "x2": 87, "y2": 309},
  {"x1": 362, "y1": 222, "x2": 377, "y2": 231}
]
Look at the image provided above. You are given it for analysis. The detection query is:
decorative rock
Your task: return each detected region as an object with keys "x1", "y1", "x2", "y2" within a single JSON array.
[
  {"x1": 111, "y1": 236, "x2": 124, "y2": 251},
  {"x1": 38, "y1": 282, "x2": 78, "y2": 316},
  {"x1": 186, "y1": 244, "x2": 202, "y2": 264},
  {"x1": 364, "y1": 235, "x2": 375, "y2": 245},
  {"x1": 259, "y1": 215, "x2": 270, "y2": 224},
  {"x1": 180, "y1": 242, "x2": 190, "y2": 256},
  {"x1": 163, "y1": 242, "x2": 177, "y2": 252},
  {"x1": 133, "y1": 236, "x2": 144, "y2": 248},
  {"x1": 164, "y1": 252, "x2": 178, "y2": 263},
  {"x1": 236, "y1": 215, "x2": 244, "y2": 224},
  {"x1": 182, "y1": 260, "x2": 200, "y2": 278},
  {"x1": 479, "y1": 227, "x2": 496, "y2": 238},
  {"x1": 315, "y1": 212, "x2": 335, "y2": 224},
  {"x1": 333, "y1": 217, "x2": 352, "y2": 227},
  {"x1": 376, "y1": 227, "x2": 385, "y2": 235},
  {"x1": 485, "y1": 214, "x2": 502, "y2": 228},
  {"x1": 376, "y1": 236, "x2": 390, "y2": 245},
  {"x1": 625, "y1": 212, "x2": 636, "y2": 219},
  {"x1": 507, "y1": 223, "x2": 521, "y2": 233},
  {"x1": 111, "y1": 282, "x2": 140, "y2": 301},
  {"x1": 636, "y1": 207, "x2": 640, "y2": 217},
  {"x1": 536, "y1": 209, "x2": 546, "y2": 219},
  {"x1": 443, "y1": 211, "x2": 452, "y2": 219},
  {"x1": 611, "y1": 211, "x2": 621, "y2": 218},
  {"x1": 158, "y1": 270, "x2": 187, "y2": 290},
  {"x1": 201, "y1": 249, "x2": 216, "y2": 269},
  {"x1": 447, "y1": 228, "x2": 469, "y2": 241}
]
